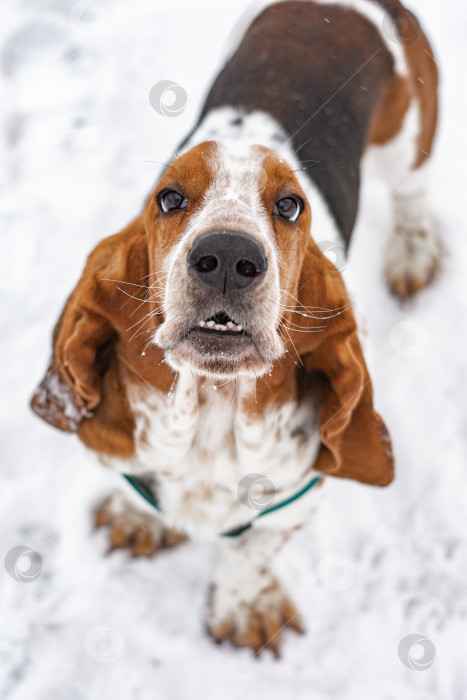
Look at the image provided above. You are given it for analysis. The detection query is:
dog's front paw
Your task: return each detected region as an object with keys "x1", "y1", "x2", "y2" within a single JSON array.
[
  {"x1": 206, "y1": 578, "x2": 304, "y2": 658},
  {"x1": 95, "y1": 493, "x2": 186, "y2": 557}
]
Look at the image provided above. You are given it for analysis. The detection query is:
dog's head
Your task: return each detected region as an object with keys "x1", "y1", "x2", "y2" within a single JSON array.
[
  {"x1": 146, "y1": 140, "x2": 311, "y2": 378},
  {"x1": 31, "y1": 139, "x2": 394, "y2": 486}
]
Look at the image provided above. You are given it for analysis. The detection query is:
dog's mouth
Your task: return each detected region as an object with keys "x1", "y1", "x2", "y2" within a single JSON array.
[
  {"x1": 161, "y1": 309, "x2": 269, "y2": 377},
  {"x1": 187, "y1": 311, "x2": 250, "y2": 352},
  {"x1": 157, "y1": 304, "x2": 282, "y2": 378},
  {"x1": 194, "y1": 312, "x2": 244, "y2": 336}
]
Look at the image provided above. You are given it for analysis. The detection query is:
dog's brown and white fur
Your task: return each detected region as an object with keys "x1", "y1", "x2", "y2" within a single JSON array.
[{"x1": 32, "y1": 0, "x2": 438, "y2": 656}]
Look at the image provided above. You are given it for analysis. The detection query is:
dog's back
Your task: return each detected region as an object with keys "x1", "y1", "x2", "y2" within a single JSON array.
[{"x1": 184, "y1": 0, "x2": 438, "y2": 286}]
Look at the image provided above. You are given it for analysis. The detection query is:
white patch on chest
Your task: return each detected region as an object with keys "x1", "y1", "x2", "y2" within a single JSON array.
[{"x1": 124, "y1": 370, "x2": 321, "y2": 537}]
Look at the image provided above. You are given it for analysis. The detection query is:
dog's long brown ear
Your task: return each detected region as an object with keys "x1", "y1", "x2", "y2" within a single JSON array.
[
  {"x1": 31, "y1": 216, "x2": 148, "y2": 435},
  {"x1": 294, "y1": 242, "x2": 394, "y2": 486}
]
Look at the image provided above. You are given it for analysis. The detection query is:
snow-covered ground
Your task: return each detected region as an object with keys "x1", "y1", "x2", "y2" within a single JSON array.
[{"x1": 1, "y1": 0, "x2": 467, "y2": 698}]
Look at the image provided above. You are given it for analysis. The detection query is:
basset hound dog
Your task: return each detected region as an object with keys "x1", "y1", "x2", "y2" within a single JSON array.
[{"x1": 31, "y1": 0, "x2": 438, "y2": 656}]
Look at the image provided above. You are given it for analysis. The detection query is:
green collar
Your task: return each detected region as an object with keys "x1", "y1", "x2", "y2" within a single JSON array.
[{"x1": 122, "y1": 473, "x2": 322, "y2": 538}]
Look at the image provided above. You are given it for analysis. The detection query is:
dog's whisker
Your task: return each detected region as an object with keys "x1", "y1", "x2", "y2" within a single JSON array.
[
  {"x1": 266, "y1": 295, "x2": 349, "y2": 320},
  {"x1": 128, "y1": 316, "x2": 159, "y2": 342},
  {"x1": 126, "y1": 312, "x2": 159, "y2": 334},
  {"x1": 101, "y1": 278, "x2": 148, "y2": 289},
  {"x1": 281, "y1": 324, "x2": 327, "y2": 333},
  {"x1": 282, "y1": 325, "x2": 304, "y2": 367},
  {"x1": 116, "y1": 287, "x2": 154, "y2": 303},
  {"x1": 281, "y1": 318, "x2": 327, "y2": 330},
  {"x1": 128, "y1": 290, "x2": 167, "y2": 318}
]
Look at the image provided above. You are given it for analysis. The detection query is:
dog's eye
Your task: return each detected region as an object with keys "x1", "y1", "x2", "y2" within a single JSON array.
[
  {"x1": 274, "y1": 196, "x2": 303, "y2": 222},
  {"x1": 159, "y1": 190, "x2": 187, "y2": 212}
]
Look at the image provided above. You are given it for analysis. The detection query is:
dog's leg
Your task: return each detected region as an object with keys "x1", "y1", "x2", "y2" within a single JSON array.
[
  {"x1": 384, "y1": 159, "x2": 440, "y2": 299},
  {"x1": 95, "y1": 491, "x2": 186, "y2": 557},
  {"x1": 366, "y1": 62, "x2": 440, "y2": 300},
  {"x1": 206, "y1": 527, "x2": 303, "y2": 657}
]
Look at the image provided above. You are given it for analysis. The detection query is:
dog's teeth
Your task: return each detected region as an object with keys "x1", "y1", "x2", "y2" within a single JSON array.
[{"x1": 198, "y1": 318, "x2": 243, "y2": 333}]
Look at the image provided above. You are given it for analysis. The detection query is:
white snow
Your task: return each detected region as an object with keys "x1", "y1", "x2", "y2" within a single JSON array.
[{"x1": 1, "y1": 1, "x2": 467, "y2": 698}]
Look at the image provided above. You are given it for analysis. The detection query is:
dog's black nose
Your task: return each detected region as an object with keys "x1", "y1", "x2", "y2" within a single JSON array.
[{"x1": 187, "y1": 231, "x2": 267, "y2": 295}]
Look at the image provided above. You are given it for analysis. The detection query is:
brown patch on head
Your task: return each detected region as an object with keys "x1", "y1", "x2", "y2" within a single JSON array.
[
  {"x1": 256, "y1": 148, "x2": 311, "y2": 303},
  {"x1": 144, "y1": 141, "x2": 217, "y2": 268}
]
